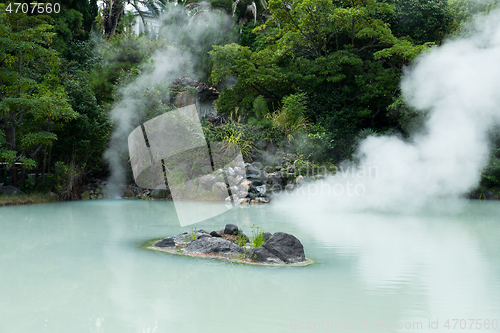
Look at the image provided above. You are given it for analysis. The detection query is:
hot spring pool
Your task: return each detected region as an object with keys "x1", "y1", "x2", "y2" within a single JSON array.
[{"x1": 1, "y1": 199, "x2": 499, "y2": 332}]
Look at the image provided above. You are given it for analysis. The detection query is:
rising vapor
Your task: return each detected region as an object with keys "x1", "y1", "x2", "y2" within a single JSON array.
[
  {"x1": 280, "y1": 8, "x2": 500, "y2": 212},
  {"x1": 103, "y1": 4, "x2": 234, "y2": 197}
]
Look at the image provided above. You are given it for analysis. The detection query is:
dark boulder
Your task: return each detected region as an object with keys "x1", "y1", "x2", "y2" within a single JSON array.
[
  {"x1": 0, "y1": 185, "x2": 24, "y2": 196},
  {"x1": 246, "y1": 246, "x2": 284, "y2": 264},
  {"x1": 484, "y1": 190, "x2": 494, "y2": 200},
  {"x1": 210, "y1": 231, "x2": 222, "y2": 237},
  {"x1": 154, "y1": 237, "x2": 175, "y2": 248},
  {"x1": 262, "y1": 232, "x2": 306, "y2": 263},
  {"x1": 122, "y1": 189, "x2": 134, "y2": 198},
  {"x1": 184, "y1": 237, "x2": 244, "y2": 255},
  {"x1": 224, "y1": 223, "x2": 239, "y2": 235}
]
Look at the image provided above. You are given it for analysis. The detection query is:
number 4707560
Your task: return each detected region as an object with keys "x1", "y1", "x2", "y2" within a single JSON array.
[
  {"x1": 444, "y1": 319, "x2": 498, "y2": 330},
  {"x1": 6, "y1": 3, "x2": 61, "y2": 14}
]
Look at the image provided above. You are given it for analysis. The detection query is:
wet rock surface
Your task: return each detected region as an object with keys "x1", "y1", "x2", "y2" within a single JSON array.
[
  {"x1": 223, "y1": 223, "x2": 239, "y2": 235},
  {"x1": 246, "y1": 246, "x2": 284, "y2": 264},
  {"x1": 262, "y1": 232, "x2": 306, "y2": 263}
]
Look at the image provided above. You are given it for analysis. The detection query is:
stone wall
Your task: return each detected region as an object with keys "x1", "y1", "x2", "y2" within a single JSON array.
[{"x1": 170, "y1": 77, "x2": 219, "y2": 120}]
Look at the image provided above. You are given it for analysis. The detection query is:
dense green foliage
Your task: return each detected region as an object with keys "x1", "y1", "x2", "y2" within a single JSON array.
[
  {"x1": 1, "y1": 0, "x2": 500, "y2": 196},
  {"x1": 0, "y1": 4, "x2": 77, "y2": 186},
  {"x1": 378, "y1": 0, "x2": 453, "y2": 44},
  {"x1": 50, "y1": 0, "x2": 98, "y2": 57},
  {"x1": 209, "y1": 0, "x2": 433, "y2": 160}
]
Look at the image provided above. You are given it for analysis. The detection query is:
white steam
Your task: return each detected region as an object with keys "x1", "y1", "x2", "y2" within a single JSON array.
[
  {"x1": 280, "y1": 8, "x2": 500, "y2": 211},
  {"x1": 104, "y1": 47, "x2": 194, "y2": 197},
  {"x1": 104, "y1": 5, "x2": 234, "y2": 197}
]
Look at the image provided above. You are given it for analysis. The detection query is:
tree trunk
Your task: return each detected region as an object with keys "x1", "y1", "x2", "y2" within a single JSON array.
[
  {"x1": 11, "y1": 165, "x2": 17, "y2": 187},
  {"x1": 20, "y1": 166, "x2": 26, "y2": 185},
  {"x1": 103, "y1": 0, "x2": 125, "y2": 36}
]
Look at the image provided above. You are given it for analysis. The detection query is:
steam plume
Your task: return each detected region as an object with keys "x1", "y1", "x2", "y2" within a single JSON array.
[{"x1": 281, "y1": 8, "x2": 500, "y2": 211}]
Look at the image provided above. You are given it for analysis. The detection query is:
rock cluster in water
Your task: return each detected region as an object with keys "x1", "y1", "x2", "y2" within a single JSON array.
[
  {"x1": 78, "y1": 153, "x2": 316, "y2": 201},
  {"x1": 153, "y1": 223, "x2": 306, "y2": 265},
  {"x1": 118, "y1": 154, "x2": 310, "y2": 202}
]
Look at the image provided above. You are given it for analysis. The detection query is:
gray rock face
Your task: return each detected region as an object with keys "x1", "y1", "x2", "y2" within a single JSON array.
[
  {"x1": 197, "y1": 233, "x2": 212, "y2": 240},
  {"x1": 173, "y1": 231, "x2": 207, "y2": 244},
  {"x1": 0, "y1": 185, "x2": 24, "y2": 196},
  {"x1": 237, "y1": 190, "x2": 248, "y2": 198},
  {"x1": 262, "y1": 232, "x2": 306, "y2": 263},
  {"x1": 246, "y1": 246, "x2": 284, "y2": 264},
  {"x1": 173, "y1": 232, "x2": 192, "y2": 244},
  {"x1": 224, "y1": 223, "x2": 239, "y2": 235},
  {"x1": 155, "y1": 237, "x2": 175, "y2": 248},
  {"x1": 184, "y1": 237, "x2": 244, "y2": 255},
  {"x1": 212, "y1": 182, "x2": 228, "y2": 197},
  {"x1": 234, "y1": 166, "x2": 245, "y2": 176},
  {"x1": 199, "y1": 174, "x2": 215, "y2": 187},
  {"x1": 232, "y1": 175, "x2": 244, "y2": 185}
]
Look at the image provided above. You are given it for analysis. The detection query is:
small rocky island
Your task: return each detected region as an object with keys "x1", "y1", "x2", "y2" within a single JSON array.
[{"x1": 149, "y1": 224, "x2": 312, "y2": 266}]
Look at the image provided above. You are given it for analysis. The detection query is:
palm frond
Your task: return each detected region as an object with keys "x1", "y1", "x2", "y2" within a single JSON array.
[
  {"x1": 248, "y1": 1, "x2": 256, "y2": 23},
  {"x1": 232, "y1": 0, "x2": 241, "y2": 16}
]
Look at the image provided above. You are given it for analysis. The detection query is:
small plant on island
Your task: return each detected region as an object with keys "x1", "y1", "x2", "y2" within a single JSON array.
[
  {"x1": 251, "y1": 224, "x2": 266, "y2": 248},
  {"x1": 184, "y1": 227, "x2": 198, "y2": 243},
  {"x1": 237, "y1": 234, "x2": 248, "y2": 247},
  {"x1": 190, "y1": 227, "x2": 198, "y2": 241}
]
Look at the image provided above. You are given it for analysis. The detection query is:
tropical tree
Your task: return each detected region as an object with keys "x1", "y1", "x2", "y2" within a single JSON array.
[
  {"x1": 232, "y1": 0, "x2": 268, "y2": 23},
  {"x1": 99, "y1": 0, "x2": 168, "y2": 37},
  {"x1": 0, "y1": 4, "x2": 77, "y2": 186}
]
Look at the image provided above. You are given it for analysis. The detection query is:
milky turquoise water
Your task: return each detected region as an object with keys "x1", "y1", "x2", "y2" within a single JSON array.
[{"x1": 0, "y1": 199, "x2": 499, "y2": 332}]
